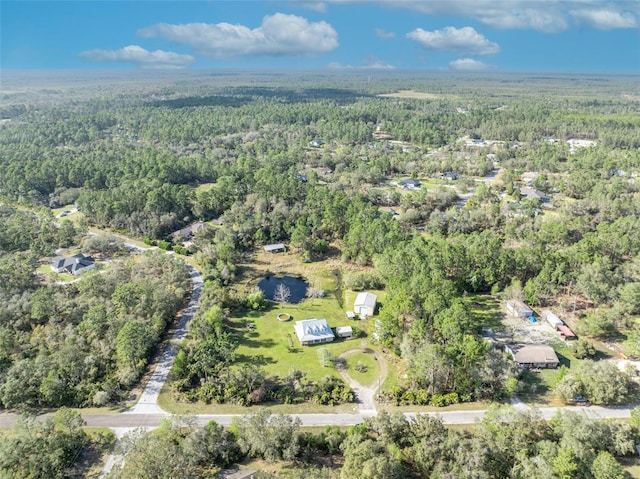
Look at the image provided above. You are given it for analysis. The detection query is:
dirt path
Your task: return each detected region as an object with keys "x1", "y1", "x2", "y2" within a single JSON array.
[{"x1": 336, "y1": 348, "x2": 388, "y2": 413}]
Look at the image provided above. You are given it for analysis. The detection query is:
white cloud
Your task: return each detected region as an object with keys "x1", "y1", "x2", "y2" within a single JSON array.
[
  {"x1": 137, "y1": 13, "x2": 338, "y2": 59},
  {"x1": 322, "y1": 0, "x2": 640, "y2": 32},
  {"x1": 375, "y1": 28, "x2": 396, "y2": 39},
  {"x1": 570, "y1": 9, "x2": 637, "y2": 29},
  {"x1": 407, "y1": 26, "x2": 500, "y2": 56},
  {"x1": 79, "y1": 45, "x2": 194, "y2": 68},
  {"x1": 297, "y1": 1, "x2": 328, "y2": 12},
  {"x1": 449, "y1": 58, "x2": 492, "y2": 71}
]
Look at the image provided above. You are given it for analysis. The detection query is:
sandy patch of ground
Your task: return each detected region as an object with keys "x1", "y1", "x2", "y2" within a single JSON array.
[
  {"x1": 377, "y1": 90, "x2": 445, "y2": 99},
  {"x1": 495, "y1": 313, "x2": 560, "y2": 345}
]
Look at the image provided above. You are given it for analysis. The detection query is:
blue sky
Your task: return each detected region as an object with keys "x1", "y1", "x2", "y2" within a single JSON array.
[{"x1": 2, "y1": 0, "x2": 639, "y2": 72}]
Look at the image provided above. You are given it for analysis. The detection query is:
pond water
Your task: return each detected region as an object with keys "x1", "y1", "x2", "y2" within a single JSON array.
[{"x1": 258, "y1": 275, "x2": 309, "y2": 304}]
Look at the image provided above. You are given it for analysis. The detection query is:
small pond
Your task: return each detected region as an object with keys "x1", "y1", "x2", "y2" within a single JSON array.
[{"x1": 258, "y1": 275, "x2": 309, "y2": 304}]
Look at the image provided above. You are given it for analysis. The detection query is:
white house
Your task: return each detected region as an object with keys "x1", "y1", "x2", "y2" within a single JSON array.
[
  {"x1": 294, "y1": 319, "x2": 335, "y2": 346},
  {"x1": 354, "y1": 292, "x2": 377, "y2": 317}
]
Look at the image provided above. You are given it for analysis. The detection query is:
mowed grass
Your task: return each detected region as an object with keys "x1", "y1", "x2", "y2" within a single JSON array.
[
  {"x1": 231, "y1": 299, "x2": 363, "y2": 382},
  {"x1": 343, "y1": 351, "x2": 380, "y2": 388}
]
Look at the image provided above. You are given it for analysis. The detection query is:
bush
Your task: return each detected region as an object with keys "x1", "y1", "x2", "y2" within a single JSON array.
[
  {"x1": 354, "y1": 361, "x2": 368, "y2": 373},
  {"x1": 245, "y1": 291, "x2": 269, "y2": 310},
  {"x1": 173, "y1": 245, "x2": 189, "y2": 255},
  {"x1": 157, "y1": 240, "x2": 172, "y2": 251}
]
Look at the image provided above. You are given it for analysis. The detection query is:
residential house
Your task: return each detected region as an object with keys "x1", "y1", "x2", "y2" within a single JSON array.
[
  {"x1": 354, "y1": 292, "x2": 377, "y2": 317},
  {"x1": 505, "y1": 299, "x2": 534, "y2": 318},
  {"x1": 294, "y1": 319, "x2": 335, "y2": 346},
  {"x1": 171, "y1": 221, "x2": 208, "y2": 241},
  {"x1": 399, "y1": 178, "x2": 421, "y2": 189},
  {"x1": 443, "y1": 171, "x2": 459, "y2": 181},
  {"x1": 506, "y1": 344, "x2": 560, "y2": 369},
  {"x1": 50, "y1": 254, "x2": 95, "y2": 275},
  {"x1": 520, "y1": 187, "x2": 549, "y2": 202},
  {"x1": 263, "y1": 243, "x2": 285, "y2": 253}
]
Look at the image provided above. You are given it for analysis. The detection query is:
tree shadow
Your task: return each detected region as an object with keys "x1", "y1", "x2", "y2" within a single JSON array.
[{"x1": 235, "y1": 353, "x2": 275, "y2": 366}]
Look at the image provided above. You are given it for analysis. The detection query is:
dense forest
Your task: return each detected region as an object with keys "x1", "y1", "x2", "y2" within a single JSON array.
[
  {"x1": 1, "y1": 71, "x2": 640, "y2": 475},
  {"x1": 100, "y1": 407, "x2": 639, "y2": 479}
]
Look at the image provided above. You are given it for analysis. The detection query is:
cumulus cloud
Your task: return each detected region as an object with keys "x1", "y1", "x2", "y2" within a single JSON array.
[
  {"x1": 407, "y1": 26, "x2": 500, "y2": 56},
  {"x1": 375, "y1": 28, "x2": 396, "y2": 39},
  {"x1": 137, "y1": 13, "x2": 338, "y2": 59},
  {"x1": 570, "y1": 9, "x2": 637, "y2": 29},
  {"x1": 322, "y1": 0, "x2": 639, "y2": 32},
  {"x1": 79, "y1": 45, "x2": 194, "y2": 68},
  {"x1": 449, "y1": 58, "x2": 492, "y2": 71}
]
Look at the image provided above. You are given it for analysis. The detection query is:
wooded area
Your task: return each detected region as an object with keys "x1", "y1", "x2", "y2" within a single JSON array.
[{"x1": 1, "y1": 71, "x2": 640, "y2": 476}]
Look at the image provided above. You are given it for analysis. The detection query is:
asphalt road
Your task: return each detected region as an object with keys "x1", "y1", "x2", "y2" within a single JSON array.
[{"x1": 1, "y1": 404, "x2": 635, "y2": 430}]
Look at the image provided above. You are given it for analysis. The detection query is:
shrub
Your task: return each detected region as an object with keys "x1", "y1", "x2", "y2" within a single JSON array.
[
  {"x1": 354, "y1": 361, "x2": 368, "y2": 373},
  {"x1": 157, "y1": 240, "x2": 172, "y2": 251}
]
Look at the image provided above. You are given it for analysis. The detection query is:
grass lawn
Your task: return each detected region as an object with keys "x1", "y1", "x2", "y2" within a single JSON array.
[
  {"x1": 231, "y1": 300, "x2": 364, "y2": 382},
  {"x1": 160, "y1": 252, "x2": 395, "y2": 414},
  {"x1": 466, "y1": 294, "x2": 504, "y2": 331},
  {"x1": 343, "y1": 351, "x2": 380, "y2": 388},
  {"x1": 36, "y1": 263, "x2": 74, "y2": 282},
  {"x1": 518, "y1": 368, "x2": 564, "y2": 406}
]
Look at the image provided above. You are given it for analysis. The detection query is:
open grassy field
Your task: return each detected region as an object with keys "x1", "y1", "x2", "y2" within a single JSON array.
[
  {"x1": 343, "y1": 351, "x2": 381, "y2": 388},
  {"x1": 160, "y1": 250, "x2": 392, "y2": 413}
]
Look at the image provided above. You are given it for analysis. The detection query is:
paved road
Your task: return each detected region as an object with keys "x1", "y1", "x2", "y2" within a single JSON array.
[{"x1": 1, "y1": 404, "x2": 635, "y2": 430}]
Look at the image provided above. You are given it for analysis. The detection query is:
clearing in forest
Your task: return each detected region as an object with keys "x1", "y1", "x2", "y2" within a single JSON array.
[{"x1": 377, "y1": 90, "x2": 448, "y2": 99}]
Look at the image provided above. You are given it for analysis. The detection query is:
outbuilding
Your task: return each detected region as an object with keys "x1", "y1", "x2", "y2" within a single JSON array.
[
  {"x1": 505, "y1": 299, "x2": 534, "y2": 318},
  {"x1": 336, "y1": 326, "x2": 353, "y2": 338},
  {"x1": 542, "y1": 310, "x2": 564, "y2": 328},
  {"x1": 263, "y1": 243, "x2": 285, "y2": 253},
  {"x1": 354, "y1": 292, "x2": 377, "y2": 317}
]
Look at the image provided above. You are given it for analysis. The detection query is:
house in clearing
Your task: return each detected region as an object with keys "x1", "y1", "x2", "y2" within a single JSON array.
[
  {"x1": 505, "y1": 299, "x2": 534, "y2": 318},
  {"x1": 171, "y1": 221, "x2": 209, "y2": 241},
  {"x1": 354, "y1": 292, "x2": 377, "y2": 317},
  {"x1": 506, "y1": 344, "x2": 560, "y2": 369},
  {"x1": 50, "y1": 254, "x2": 95, "y2": 275},
  {"x1": 520, "y1": 187, "x2": 549, "y2": 202},
  {"x1": 294, "y1": 319, "x2": 335, "y2": 346},
  {"x1": 399, "y1": 178, "x2": 421, "y2": 189},
  {"x1": 263, "y1": 243, "x2": 285, "y2": 253}
]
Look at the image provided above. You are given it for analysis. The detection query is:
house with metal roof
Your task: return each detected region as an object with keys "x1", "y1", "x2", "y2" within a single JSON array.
[{"x1": 294, "y1": 319, "x2": 335, "y2": 346}]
